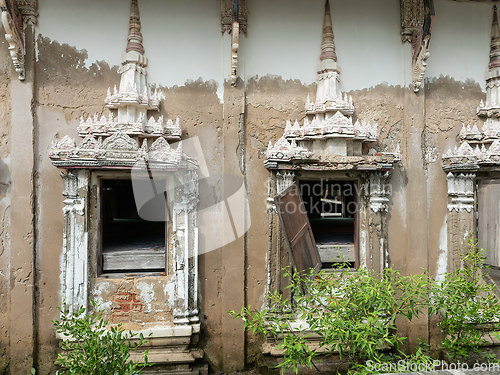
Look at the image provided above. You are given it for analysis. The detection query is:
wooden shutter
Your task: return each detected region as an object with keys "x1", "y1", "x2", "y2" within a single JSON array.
[
  {"x1": 275, "y1": 183, "x2": 321, "y2": 274},
  {"x1": 478, "y1": 179, "x2": 500, "y2": 266}
]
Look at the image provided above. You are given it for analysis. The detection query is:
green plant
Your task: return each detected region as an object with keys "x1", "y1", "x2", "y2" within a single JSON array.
[
  {"x1": 431, "y1": 238, "x2": 500, "y2": 362},
  {"x1": 230, "y1": 265, "x2": 431, "y2": 373},
  {"x1": 53, "y1": 301, "x2": 152, "y2": 375}
]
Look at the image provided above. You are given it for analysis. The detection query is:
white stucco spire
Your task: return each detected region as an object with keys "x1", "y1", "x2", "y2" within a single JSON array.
[
  {"x1": 315, "y1": 0, "x2": 341, "y2": 108},
  {"x1": 477, "y1": 5, "x2": 500, "y2": 116},
  {"x1": 126, "y1": 0, "x2": 145, "y2": 56},
  {"x1": 119, "y1": 0, "x2": 148, "y2": 100},
  {"x1": 320, "y1": 0, "x2": 337, "y2": 63},
  {"x1": 490, "y1": 5, "x2": 500, "y2": 71}
]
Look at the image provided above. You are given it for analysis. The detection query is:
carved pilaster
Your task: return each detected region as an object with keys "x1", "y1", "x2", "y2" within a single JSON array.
[
  {"x1": 369, "y1": 172, "x2": 390, "y2": 213},
  {"x1": 445, "y1": 172, "x2": 475, "y2": 272},
  {"x1": 446, "y1": 172, "x2": 475, "y2": 212},
  {"x1": 60, "y1": 170, "x2": 89, "y2": 314},
  {"x1": 367, "y1": 173, "x2": 391, "y2": 273},
  {"x1": 276, "y1": 171, "x2": 295, "y2": 195},
  {"x1": 172, "y1": 170, "x2": 199, "y2": 324}
]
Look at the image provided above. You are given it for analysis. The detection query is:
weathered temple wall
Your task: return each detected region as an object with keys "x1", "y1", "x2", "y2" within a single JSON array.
[
  {"x1": 0, "y1": 0, "x2": 495, "y2": 373},
  {"x1": 0, "y1": 29, "x2": 12, "y2": 373}
]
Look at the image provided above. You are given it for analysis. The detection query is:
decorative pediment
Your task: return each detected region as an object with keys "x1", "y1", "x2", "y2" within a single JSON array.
[
  {"x1": 263, "y1": 1, "x2": 395, "y2": 172},
  {"x1": 49, "y1": 0, "x2": 188, "y2": 172},
  {"x1": 79, "y1": 135, "x2": 100, "y2": 150},
  {"x1": 265, "y1": 136, "x2": 313, "y2": 163},
  {"x1": 149, "y1": 138, "x2": 183, "y2": 164},
  {"x1": 102, "y1": 132, "x2": 138, "y2": 151}
]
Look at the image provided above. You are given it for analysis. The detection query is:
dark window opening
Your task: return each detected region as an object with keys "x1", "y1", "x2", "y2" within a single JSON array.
[
  {"x1": 299, "y1": 180, "x2": 358, "y2": 269},
  {"x1": 100, "y1": 179, "x2": 166, "y2": 274}
]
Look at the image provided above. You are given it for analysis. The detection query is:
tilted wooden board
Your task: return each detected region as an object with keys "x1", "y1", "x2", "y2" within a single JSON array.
[{"x1": 274, "y1": 183, "x2": 321, "y2": 274}]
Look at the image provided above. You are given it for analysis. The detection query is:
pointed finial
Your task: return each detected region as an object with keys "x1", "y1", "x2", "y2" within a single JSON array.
[
  {"x1": 126, "y1": 0, "x2": 145, "y2": 55},
  {"x1": 490, "y1": 5, "x2": 500, "y2": 69},
  {"x1": 320, "y1": 0, "x2": 337, "y2": 62}
]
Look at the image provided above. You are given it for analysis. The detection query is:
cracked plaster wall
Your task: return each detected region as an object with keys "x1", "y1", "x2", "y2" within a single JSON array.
[{"x1": 0, "y1": 33, "x2": 12, "y2": 374}]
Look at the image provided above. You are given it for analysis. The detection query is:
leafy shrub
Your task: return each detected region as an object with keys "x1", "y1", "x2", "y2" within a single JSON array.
[
  {"x1": 53, "y1": 301, "x2": 152, "y2": 375},
  {"x1": 231, "y1": 240, "x2": 500, "y2": 373},
  {"x1": 431, "y1": 238, "x2": 500, "y2": 361},
  {"x1": 230, "y1": 266, "x2": 431, "y2": 373}
]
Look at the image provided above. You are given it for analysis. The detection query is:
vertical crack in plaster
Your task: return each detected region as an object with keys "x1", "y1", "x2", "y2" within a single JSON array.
[{"x1": 237, "y1": 112, "x2": 245, "y2": 174}]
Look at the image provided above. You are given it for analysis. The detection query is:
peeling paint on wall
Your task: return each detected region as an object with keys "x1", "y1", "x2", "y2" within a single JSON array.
[{"x1": 436, "y1": 217, "x2": 448, "y2": 282}]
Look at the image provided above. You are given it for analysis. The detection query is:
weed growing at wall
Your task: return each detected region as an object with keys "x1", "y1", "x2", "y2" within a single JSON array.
[
  {"x1": 230, "y1": 240, "x2": 500, "y2": 373},
  {"x1": 230, "y1": 266, "x2": 431, "y2": 373},
  {"x1": 431, "y1": 238, "x2": 500, "y2": 362},
  {"x1": 53, "y1": 300, "x2": 152, "y2": 375}
]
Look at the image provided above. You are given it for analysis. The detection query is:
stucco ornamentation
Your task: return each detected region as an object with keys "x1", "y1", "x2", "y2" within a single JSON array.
[
  {"x1": 400, "y1": 0, "x2": 435, "y2": 92},
  {"x1": 412, "y1": 36, "x2": 431, "y2": 92},
  {"x1": 0, "y1": 0, "x2": 25, "y2": 80},
  {"x1": 60, "y1": 170, "x2": 89, "y2": 314},
  {"x1": 221, "y1": 0, "x2": 247, "y2": 34},
  {"x1": 477, "y1": 7, "x2": 500, "y2": 120},
  {"x1": 446, "y1": 172, "x2": 475, "y2": 212},
  {"x1": 445, "y1": 6, "x2": 500, "y2": 173},
  {"x1": 61, "y1": 171, "x2": 78, "y2": 199},
  {"x1": 17, "y1": 0, "x2": 37, "y2": 24},
  {"x1": 276, "y1": 171, "x2": 295, "y2": 194},
  {"x1": 369, "y1": 172, "x2": 390, "y2": 213},
  {"x1": 263, "y1": 1, "x2": 395, "y2": 170},
  {"x1": 265, "y1": 136, "x2": 312, "y2": 163},
  {"x1": 400, "y1": 0, "x2": 424, "y2": 43},
  {"x1": 49, "y1": 1, "x2": 201, "y2": 339}
]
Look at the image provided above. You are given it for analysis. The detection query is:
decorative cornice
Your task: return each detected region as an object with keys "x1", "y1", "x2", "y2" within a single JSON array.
[
  {"x1": 282, "y1": 114, "x2": 378, "y2": 142},
  {"x1": 49, "y1": 133, "x2": 192, "y2": 170}
]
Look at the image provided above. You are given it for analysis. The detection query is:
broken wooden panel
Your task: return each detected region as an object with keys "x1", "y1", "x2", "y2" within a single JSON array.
[
  {"x1": 317, "y1": 244, "x2": 355, "y2": 264},
  {"x1": 103, "y1": 248, "x2": 165, "y2": 271},
  {"x1": 274, "y1": 183, "x2": 321, "y2": 274},
  {"x1": 478, "y1": 179, "x2": 500, "y2": 266}
]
